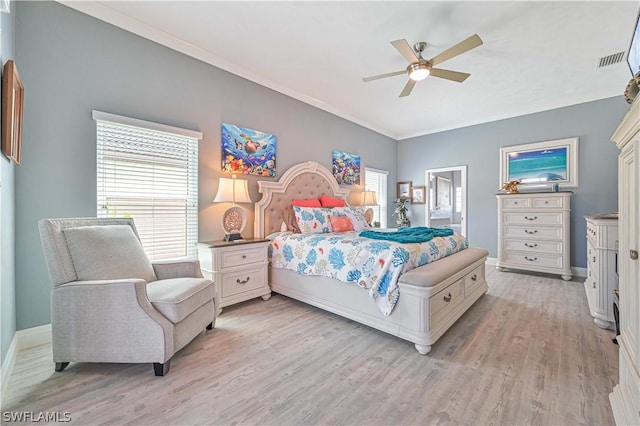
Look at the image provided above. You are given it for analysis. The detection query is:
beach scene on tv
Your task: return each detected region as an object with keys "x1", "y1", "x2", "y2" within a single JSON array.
[
  {"x1": 507, "y1": 147, "x2": 568, "y2": 184},
  {"x1": 221, "y1": 123, "x2": 277, "y2": 177}
]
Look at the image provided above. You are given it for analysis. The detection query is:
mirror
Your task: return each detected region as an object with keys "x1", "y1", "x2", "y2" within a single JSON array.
[{"x1": 436, "y1": 176, "x2": 451, "y2": 209}]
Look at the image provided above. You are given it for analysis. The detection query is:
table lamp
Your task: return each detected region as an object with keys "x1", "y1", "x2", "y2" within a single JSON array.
[
  {"x1": 213, "y1": 175, "x2": 251, "y2": 241},
  {"x1": 351, "y1": 190, "x2": 378, "y2": 226}
]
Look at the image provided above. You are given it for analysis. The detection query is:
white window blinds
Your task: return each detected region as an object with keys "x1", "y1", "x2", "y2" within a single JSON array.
[
  {"x1": 94, "y1": 111, "x2": 202, "y2": 261},
  {"x1": 365, "y1": 167, "x2": 388, "y2": 228}
]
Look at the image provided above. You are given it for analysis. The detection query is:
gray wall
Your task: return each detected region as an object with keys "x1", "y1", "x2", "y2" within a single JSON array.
[
  {"x1": 14, "y1": 1, "x2": 396, "y2": 330},
  {"x1": 398, "y1": 96, "x2": 629, "y2": 268},
  {"x1": 1, "y1": 4, "x2": 16, "y2": 366}
]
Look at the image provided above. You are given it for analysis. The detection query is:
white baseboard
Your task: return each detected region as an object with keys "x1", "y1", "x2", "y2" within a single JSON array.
[
  {"x1": 486, "y1": 257, "x2": 587, "y2": 279},
  {"x1": 0, "y1": 334, "x2": 18, "y2": 409}
]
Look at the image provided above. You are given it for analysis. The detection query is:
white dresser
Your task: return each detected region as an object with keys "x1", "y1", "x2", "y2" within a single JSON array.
[
  {"x1": 609, "y1": 96, "x2": 640, "y2": 426},
  {"x1": 496, "y1": 192, "x2": 572, "y2": 280},
  {"x1": 584, "y1": 215, "x2": 618, "y2": 330}
]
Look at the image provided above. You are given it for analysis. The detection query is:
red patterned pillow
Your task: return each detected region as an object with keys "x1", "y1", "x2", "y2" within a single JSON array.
[
  {"x1": 320, "y1": 194, "x2": 346, "y2": 207},
  {"x1": 292, "y1": 198, "x2": 321, "y2": 207},
  {"x1": 329, "y1": 215, "x2": 354, "y2": 232}
]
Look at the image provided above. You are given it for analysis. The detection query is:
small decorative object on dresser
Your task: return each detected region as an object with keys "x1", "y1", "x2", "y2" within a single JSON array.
[
  {"x1": 584, "y1": 214, "x2": 618, "y2": 330},
  {"x1": 500, "y1": 180, "x2": 520, "y2": 194},
  {"x1": 496, "y1": 192, "x2": 572, "y2": 280},
  {"x1": 198, "y1": 238, "x2": 271, "y2": 310}
]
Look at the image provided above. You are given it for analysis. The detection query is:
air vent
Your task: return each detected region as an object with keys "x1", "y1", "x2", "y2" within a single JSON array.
[{"x1": 598, "y1": 52, "x2": 625, "y2": 68}]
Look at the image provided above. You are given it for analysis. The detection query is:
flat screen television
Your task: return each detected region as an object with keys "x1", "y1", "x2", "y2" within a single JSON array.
[{"x1": 628, "y1": 8, "x2": 640, "y2": 75}]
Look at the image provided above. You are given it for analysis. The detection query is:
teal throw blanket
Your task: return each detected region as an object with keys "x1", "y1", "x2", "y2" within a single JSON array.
[{"x1": 359, "y1": 227, "x2": 454, "y2": 244}]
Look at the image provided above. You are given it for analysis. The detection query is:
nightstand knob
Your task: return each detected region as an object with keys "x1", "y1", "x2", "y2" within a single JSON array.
[
  {"x1": 241, "y1": 255, "x2": 247, "y2": 259},
  {"x1": 471, "y1": 274, "x2": 477, "y2": 281},
  {"x1": 236, "y1": 277, "x2": 251, "y2": 284},
  {"x1": 443, "y1": 293, "x2": 452, "y2": 302}
]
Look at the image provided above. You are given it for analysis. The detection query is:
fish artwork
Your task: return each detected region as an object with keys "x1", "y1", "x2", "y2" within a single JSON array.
[{"x1": 222, "y1": 123, "x2": 277, "y2": 176}]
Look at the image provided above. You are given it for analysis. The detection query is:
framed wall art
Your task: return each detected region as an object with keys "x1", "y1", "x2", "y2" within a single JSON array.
[
  {"x1": 2, "y1": 60, "x2": 24, "y2": 165},
  {"x1": 411, "y1": 186, "x2": 425, "y2": 205},
  {"x1": 397, "y1": 181, "x2": 411, "y2": 199},
  {"x1": 332, "y1": 150, "x2": 360, "y2": 185},
  {"x1": 221, "y1": 122, "x2": 277, "y2": 177},
  {"x1": 499, "y1": 137, "x2": 579, "y2": 189}
]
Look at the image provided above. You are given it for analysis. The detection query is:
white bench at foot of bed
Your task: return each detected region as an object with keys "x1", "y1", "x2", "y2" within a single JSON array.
[{"x1": 269, "y1": 247, "x2": 489, "y2": 354}]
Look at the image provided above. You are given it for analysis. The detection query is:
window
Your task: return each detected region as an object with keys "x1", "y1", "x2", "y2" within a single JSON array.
[
  {"x1": 365, "y1": 167, "x2": 388, "y2": 228},
  {"x1": 94, "y1": 111, "x2": 202, "y2": 260}
]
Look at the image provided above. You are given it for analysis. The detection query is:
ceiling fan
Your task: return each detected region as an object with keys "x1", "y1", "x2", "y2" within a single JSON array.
[{"x1": 363, "y1": 34, "x2": 483, "y2": 97}]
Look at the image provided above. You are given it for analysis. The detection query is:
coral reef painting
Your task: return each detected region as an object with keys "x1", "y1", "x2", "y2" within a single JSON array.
[
  {"x1": 221, "y1": 123, "x2": 276, "y2": 177},
  {"x1": 332, "y1": 150, "x2": 360, "y2": 185}
]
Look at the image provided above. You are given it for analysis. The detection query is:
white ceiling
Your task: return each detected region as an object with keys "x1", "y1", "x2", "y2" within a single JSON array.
[{"x1": 60, "y1": 1, "x2": 639, "y2": 140}]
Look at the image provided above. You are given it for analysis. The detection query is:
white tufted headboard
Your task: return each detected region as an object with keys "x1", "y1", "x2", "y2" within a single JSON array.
[{"x1": 254, "y1": 161, "x2": 351, "y2": 238}]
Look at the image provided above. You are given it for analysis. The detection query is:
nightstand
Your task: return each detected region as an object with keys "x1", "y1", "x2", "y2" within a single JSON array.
[{"x1": 198, "y1": 238, "x2": 271, "y2": 311}]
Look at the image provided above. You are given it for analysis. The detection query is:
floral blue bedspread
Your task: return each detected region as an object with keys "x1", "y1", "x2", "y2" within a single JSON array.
[{"x1": 268, "y1": 231, "x2": 468, "y2": 315}]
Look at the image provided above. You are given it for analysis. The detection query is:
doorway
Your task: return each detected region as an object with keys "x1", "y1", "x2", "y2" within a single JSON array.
[{"x1": 424, "y1": 165, "x2": 467, "y2": 237}]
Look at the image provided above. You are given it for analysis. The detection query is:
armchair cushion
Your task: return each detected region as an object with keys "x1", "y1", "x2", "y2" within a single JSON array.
[
  {"x1": 146, "y1": 277, "x2": 214, "y2": 323},
  {"x1": 63, "y1": 225, "x2": 157, "y2": 283}
]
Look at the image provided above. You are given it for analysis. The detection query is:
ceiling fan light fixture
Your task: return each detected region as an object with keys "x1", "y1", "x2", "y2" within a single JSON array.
[{"x1": 407, "y1": 62, "x2": 431, "y2": 81}]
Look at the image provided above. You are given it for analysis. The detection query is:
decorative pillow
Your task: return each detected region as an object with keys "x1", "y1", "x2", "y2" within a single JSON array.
[
  {"x1": 320, "y1": 194, "x2": 346, "y2": 207},
  {"x1": 292, "y1": 198, "x2": 321, "y2": 207},
  {"x1": 63, "y1": 225, "x2": 157, "y2": 283},
  {"x1": 293, "y1": 206, "x2": 333, "y2": 233},
  {"x1": 329, "y1": 206, "x2": 370, "y2": 231},
  {"x1": 329, "y1": 215, "x2": 354, "y2": 232},
  {"x1": 281, "y1": 206, "x2": 301, "y2": 233}
]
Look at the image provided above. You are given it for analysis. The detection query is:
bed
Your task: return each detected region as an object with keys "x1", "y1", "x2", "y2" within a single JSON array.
[{"x1": 254, "y1": 161, "x2": 488, "y2": 354}]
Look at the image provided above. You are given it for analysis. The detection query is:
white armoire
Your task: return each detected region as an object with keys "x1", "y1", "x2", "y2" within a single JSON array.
[{"x1": 609, "y1": 96, "x2": 640, "y2": 425}]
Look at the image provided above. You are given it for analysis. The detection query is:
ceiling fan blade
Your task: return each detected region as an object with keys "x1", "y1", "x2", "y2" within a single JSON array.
[
  {"x1": 391, "y1": 39, "x2": 419, "y2": 63},
  {"x1": 429, "y1": 34, "x2": 483, "y2": 66},
  {"x1": 399, "y1": 79, "x2": 417, "y2": 97},
  {"x1": 430, "y1": 68, "x2": 471, "y2": 83},
  {"x1": 362, "y1": 70, "x2": 407, "y2": 82}
]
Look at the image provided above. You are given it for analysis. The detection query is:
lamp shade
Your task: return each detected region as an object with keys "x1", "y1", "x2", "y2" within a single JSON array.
[
  {"x1": 213, "y1": 176, "x2": 251, "y2": 204},
  {"x1": 350, "y1": 190, "x2": 378, "y2": 206}
]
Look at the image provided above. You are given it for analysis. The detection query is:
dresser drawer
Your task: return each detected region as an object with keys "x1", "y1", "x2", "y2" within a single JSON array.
[
  {"x1": 220, "y1": 246, "x2": 266, "y2": 269},
  {"x1": 502, "y1": 251, "x2": 564, "y2": 269},
  {"x1": 500, "y1": 197, "x2": 530, "y2": 209},
  {"x1": 504, "y1": 239, "x2": 563, "y2": 254},
  {"x1": 532, "y1": 196, "x2": 564, "y2": 209},
  {"x1": 503, "y1": 225, "x2": 563, "y2": 240},
  {"x1": 503, "y1": 211, "x2": 563, "y2": 226},
  {"x1": 220, "y1": 266, "x2": 267, "y2": 297}
]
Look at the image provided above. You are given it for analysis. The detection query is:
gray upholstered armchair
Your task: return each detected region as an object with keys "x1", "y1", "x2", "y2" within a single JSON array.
[{"x1": 38, "y1": 218, "x2": 217, "y2": 376}]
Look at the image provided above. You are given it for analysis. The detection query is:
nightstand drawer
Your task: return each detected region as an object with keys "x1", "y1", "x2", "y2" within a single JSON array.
[
  {"x1": 220, "y1": 266, "x2": 266, "y2": 297},
  {"x1": 220, "y1": 246, "x2": 266, "y2": 269}
]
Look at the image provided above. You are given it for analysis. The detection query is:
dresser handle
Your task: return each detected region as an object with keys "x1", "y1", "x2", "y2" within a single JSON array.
[
  {"x1": 524, "y1": 229, "x2": 537, "y2": 234},
  {"x1": 443, "y1": 293, "x2": 452, "y2": 302},
  {"x1": 524, "y1": 243, "x2": 538, "y2": 248},
  {"x1": 593, "y1": 256, "x2": 596, "y2": 263},
  {"x1": 236, "y1": 277, "x2": 251, "y2": 284},
  {"x1": 514, "y1": 202, "x2": 518, "y2": 205},
  {"x1": 241, "y1": 255, "x2": 247, "y2": 259},
  {"x1": 593, "y1": 281, "x2": 596, "y2": 289},
  {"x1": 631, "y1": 250, "x2": 639, "y2": 260},
  {"x1": 524, "y1": 216, "x2": 538, "y2": 221},
  {"x1": 544, "y1": 201, "x2": 549, "y2": 204},
  {"x1": 524, "y1": 256, "x2": 538, "y2": 262},
  {"x1": 471, "y1": 274, "x2": 477, "y2": 281}
]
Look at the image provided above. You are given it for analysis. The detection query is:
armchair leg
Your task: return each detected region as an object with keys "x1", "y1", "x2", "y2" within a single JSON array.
[
  {"x1": 153, "y1": 361, "x2": 170, "y2": 376},
  {"x1": 206, "y1": 321, "x2": 214, "y2": 330},
  {"x1": 55, "y1": 362, "x2": 69, "y2": 372}
]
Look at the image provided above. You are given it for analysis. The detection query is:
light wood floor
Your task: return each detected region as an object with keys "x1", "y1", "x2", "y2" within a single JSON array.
[{"x1": 2, "y1": 267, "x2": 618, "y2": 425}]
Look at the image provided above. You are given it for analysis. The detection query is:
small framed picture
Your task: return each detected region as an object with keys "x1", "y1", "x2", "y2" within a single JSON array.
[
  {"x1": 397, "y1": 181, "x2": 412, "y2": 199},
  {"x1": 411, "y1": 186, "x2": 425, "y2": 205}
]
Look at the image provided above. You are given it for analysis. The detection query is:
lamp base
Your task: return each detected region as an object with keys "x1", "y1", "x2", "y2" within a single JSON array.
[{"x1": 224, "y1": 232, "x2": 243, "y2": 242}]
